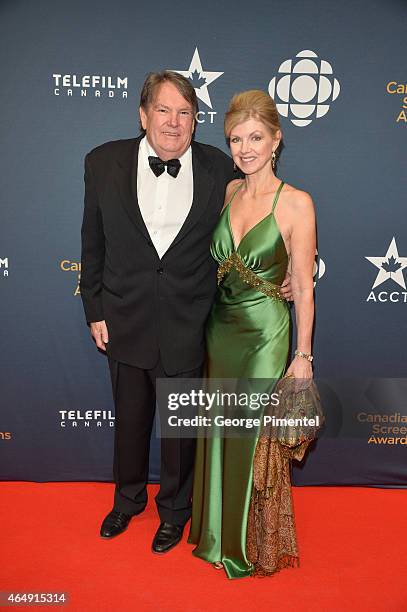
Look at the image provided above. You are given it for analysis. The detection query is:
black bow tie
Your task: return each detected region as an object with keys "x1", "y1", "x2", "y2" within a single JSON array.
[{"x1": 148, "y1": 156, "x2": 181, "y2": 178}]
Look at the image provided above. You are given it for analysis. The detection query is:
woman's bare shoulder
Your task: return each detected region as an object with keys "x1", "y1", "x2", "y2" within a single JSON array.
[
  {"x1": 221, "y1": 179, "x2": 243, "y2": 211},
  {"x1": 225, "y1": 178, "x2": 243, "y2": 197},
  {"x1": 281, "y1": 183, "x2": 315, "y2": 215}
]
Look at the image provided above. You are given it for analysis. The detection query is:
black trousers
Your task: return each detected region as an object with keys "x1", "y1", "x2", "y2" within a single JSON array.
[{"x1": 108, "y1": 356, "x2": 202, "y2": 526}]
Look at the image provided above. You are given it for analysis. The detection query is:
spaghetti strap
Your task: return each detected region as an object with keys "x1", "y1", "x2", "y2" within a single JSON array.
[{"x1": 271, "y1": 181, "x2": 284, "y2": 214}]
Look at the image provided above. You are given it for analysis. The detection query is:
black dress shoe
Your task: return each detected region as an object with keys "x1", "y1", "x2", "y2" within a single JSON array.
[
  {"x1": 152, "y1": 522, "x2": 184, "y2": 554},
  {"x1": 100, "y1": 510, "x2": 133, "y2": 539}
]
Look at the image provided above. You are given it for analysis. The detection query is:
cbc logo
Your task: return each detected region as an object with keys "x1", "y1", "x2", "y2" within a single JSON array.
[{"x1": 269, "y1": 50, "x2": 340, "y2": 127}]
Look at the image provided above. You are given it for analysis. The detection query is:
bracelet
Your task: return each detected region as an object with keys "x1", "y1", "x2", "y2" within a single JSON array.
[{"x1": 294, "y1": 349, "x2": 313, "y2": 362}]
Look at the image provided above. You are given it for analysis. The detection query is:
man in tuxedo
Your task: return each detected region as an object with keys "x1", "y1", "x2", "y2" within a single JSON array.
[{"x1": 80, "y1": 71, "x2": 235, "y2": 553}]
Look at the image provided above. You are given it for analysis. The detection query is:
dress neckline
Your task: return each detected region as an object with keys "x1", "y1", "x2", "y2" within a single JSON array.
[{"x1": 227, "y1": 180, "x2": 285, "y2": 252}]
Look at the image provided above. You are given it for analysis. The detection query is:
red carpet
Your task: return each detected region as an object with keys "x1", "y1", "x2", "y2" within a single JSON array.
[{"x1": 1, "y1": 483, "x2": 406, "y2": 611}]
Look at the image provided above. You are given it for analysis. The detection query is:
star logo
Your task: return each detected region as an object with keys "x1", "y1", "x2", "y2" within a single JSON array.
[
  {"x1": 366, "y1": 237, "x2": 407, "y2": 289},
  {"x1": 173, "y1": 48, "x2": 223, "y2": 109}
]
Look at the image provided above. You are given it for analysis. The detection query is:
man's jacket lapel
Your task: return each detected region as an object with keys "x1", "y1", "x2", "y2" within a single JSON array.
[
  {"x1": 166, "y1": 141, "x2": 215, "y2": 253},
  {"x1": 115, "y1": 136, "x2": 151, "y2": 242}
]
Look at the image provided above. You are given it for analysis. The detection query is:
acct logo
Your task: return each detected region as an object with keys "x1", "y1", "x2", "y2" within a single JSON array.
[
  {"x1": 52, "y1": 74, "x2": 128, "y2": 99},
  {"x1": 268, "y1": 50, "x2": 340, "y2": 127},
  {"x1": 366, "y1": 237, "x2": 407, "y2": 303},
  {"x1": 172, "y1": 48, "x2": 223, "y2": 124},
  {"x1": 60, "y1": 259, "x2": 80, "y2": 296},
  {"x1": 0, "y1": 257, "x2": 9, "y2": 278}
]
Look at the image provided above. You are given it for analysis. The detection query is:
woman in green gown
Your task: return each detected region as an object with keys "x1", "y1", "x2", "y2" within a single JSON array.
[{"x1": 188, "y1": 90, "x2": 316, "y2": 578}]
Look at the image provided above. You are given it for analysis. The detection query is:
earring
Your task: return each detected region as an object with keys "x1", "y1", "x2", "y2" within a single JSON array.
[
  {"x1": 271, "y1": 151, "x2": 276, "y2": 169},
  {"x1": 233, "y1": 162, "x2": 237, "y2": 172}
]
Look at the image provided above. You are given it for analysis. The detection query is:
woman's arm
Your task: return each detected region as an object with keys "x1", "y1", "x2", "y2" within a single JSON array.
[{"x1": 285, "y1": 190, "x2": 316, "y2": 379}]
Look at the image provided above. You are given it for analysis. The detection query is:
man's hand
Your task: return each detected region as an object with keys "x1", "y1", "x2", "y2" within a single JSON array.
[
  {"x1": 90, "y1": 320, "x2": 109, "y2": 351},
  {"x1": 280, "y1": 272, "x2": 293, "y2": 302}
]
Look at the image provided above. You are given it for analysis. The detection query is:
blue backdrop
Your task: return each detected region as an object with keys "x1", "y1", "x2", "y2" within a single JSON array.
[{"x1": 1, "y1": 0, "x2": 406, "y2": 486}]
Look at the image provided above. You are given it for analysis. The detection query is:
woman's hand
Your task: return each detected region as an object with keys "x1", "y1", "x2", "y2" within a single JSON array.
[
  {"x1": 285, "y1": 355, "x2": 313, "y2": 389},
  {"x1": 280, "y1": 272, "x2": 293, "y2": 301}
]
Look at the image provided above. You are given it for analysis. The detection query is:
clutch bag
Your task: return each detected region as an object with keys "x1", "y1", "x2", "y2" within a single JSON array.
[{"x1": 272, "y1": 375, "x2": 324, "y2": 448}]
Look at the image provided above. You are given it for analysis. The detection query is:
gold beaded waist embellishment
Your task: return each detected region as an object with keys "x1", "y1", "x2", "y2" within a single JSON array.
[{"x1": 217, "y1": 252, "x2": 284, "y2": 301}]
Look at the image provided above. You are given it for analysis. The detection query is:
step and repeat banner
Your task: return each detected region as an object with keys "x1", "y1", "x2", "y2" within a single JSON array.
[{"x1": 1, "y1": 0, "x2": 406, "y2": 486}]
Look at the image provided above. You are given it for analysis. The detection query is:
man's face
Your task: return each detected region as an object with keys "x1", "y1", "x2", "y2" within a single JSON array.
[{"x1": 139, "y1": 81, "x2": 195, "y2": 161}]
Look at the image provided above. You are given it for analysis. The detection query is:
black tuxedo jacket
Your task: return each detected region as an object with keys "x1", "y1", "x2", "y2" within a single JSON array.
[{"x1": 80, "y1": 136, "x2": 234, "y2": 374}]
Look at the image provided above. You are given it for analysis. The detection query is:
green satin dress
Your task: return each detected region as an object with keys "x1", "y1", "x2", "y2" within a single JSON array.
[{"x1": 189, "y1": 180, "x2": 290, "y2": 579}]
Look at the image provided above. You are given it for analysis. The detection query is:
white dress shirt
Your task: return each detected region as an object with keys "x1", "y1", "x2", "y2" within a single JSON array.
[{"x1": 137, "y1": 136, "x2": 193, "y2": 259}]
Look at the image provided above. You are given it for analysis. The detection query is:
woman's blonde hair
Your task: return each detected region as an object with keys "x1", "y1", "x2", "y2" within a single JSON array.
[{"x1": 224, "y1": 90, "x2": 281, "y2": 141}]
